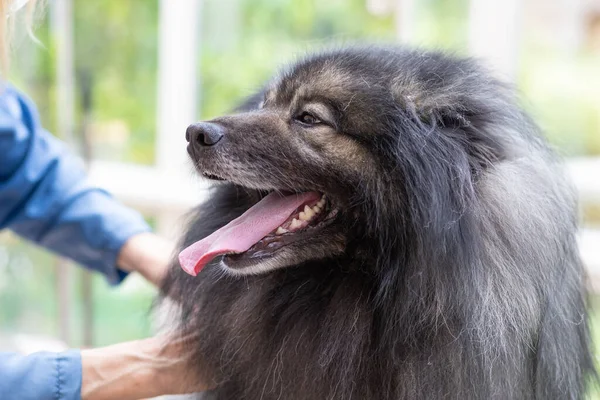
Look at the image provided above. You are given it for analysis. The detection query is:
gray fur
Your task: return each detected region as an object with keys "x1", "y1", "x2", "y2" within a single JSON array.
[{"x1": 159, "y1": 46, "x2": 595, "y2": 399}]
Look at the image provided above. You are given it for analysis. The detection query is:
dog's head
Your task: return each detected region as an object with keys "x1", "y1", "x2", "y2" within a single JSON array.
[{"x1": 180, "y1": 47, "x2": 514, "y2": 276}]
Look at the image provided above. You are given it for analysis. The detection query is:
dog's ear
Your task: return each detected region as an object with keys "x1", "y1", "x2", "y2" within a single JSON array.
[
  {"x1": 390, "y1": 54, "x2": 510, "y2": 176},
  {"x1": 438, "y1": 113, "x2": 507, "y2": 178},
  {"x1": 397, "y1": 92, "x2": 508, "y2": 180}
]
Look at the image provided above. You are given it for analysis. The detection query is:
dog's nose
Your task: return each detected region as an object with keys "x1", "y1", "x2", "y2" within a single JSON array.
[{"x1": 186, "y1": 122, "x2": 224, "y2": 147}]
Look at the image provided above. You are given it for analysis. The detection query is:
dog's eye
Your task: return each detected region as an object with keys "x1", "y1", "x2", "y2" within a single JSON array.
[{"x1": 295, "y1": 112, "x2": 321, "y2": 126}]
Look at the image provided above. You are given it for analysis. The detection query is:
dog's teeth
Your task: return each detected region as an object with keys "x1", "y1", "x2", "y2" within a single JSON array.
[
  {"x1": 317, "y1": 197, "x2": 326, "y2": 208},
  {"x1": 302, "y1": 205, "x2": 315, "y2": 219},
  {"x1": 276, "y1": 227, "x2": 288, "y2": 235},
  {"x1": 313, "y1": 205, "x2": 321, "y2": 213},
  {"x1": 290, "y1": 218, "x2": 302, "y2": 230},
  {"x1": 299, "y1": 211, "x2": 307, "y2": 221}
]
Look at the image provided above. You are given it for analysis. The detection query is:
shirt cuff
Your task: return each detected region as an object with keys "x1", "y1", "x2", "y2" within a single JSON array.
[
  {"x1": 0, "y1": 350, "x2": 82, "y2": 400},
  {"x1": 56, "y1": 350, "x2": 82, "y2": 400}
]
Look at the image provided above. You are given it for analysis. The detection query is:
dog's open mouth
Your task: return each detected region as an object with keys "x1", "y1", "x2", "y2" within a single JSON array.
[{"x1": 178, "y1": 190, "x2": 337, "y2": 276}]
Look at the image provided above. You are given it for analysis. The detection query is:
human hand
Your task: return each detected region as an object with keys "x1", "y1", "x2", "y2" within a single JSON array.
[{"x1": 117, "y1": 232, "x2": 175, "y2": 286}]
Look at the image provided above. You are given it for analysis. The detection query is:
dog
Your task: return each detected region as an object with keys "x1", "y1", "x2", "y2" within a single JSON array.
[{"x1": 159, "y1": 46, "x2": 595, "y2": 399}]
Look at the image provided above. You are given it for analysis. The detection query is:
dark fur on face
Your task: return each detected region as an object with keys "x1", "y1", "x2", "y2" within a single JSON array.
[{"x1": 160, "y1": 46, "x2": 595, "y2": 399}]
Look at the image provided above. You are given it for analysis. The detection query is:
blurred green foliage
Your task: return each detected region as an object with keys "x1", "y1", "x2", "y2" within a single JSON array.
[
  {"x1": 9, "y1": 0, "x2": 598, "y2": 164},
  {"x1": 0, "y1": 231, "x2": 155, "y2": 346},
  {"x1": 520, "y1": 50, "x2": 600, "y2": 156}
]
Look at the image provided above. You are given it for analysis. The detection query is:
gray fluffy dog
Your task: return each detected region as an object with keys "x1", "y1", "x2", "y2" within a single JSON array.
[{"x1": 160, "y1": 46, "x2": 595, "y2": 400}]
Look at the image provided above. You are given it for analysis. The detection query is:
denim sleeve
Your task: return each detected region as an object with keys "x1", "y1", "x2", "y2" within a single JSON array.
[
  {"x1": 0, "y1": 350, "x2": 81, "y2": 400},
  {"x1": 0, "y1": 85, "x2": 151, "y2": 284}
]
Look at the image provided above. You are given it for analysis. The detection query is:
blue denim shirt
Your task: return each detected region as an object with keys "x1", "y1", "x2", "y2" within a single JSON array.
[{"x1": 0, "y1": 85, "x2": 151, "y2": 399}]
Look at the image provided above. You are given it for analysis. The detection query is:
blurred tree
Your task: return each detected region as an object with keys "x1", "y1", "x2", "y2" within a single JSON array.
[
  {"x1": 73, "y1": 0, "x2": 159, "y2": 164},
  {"x1": 7, "y1": 0, "x2": 599, "y2": 164}
]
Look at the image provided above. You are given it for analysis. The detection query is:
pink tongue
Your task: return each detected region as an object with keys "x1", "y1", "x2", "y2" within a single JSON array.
[{"x1": 179, "y1": 191, "x2": 321, "y2": 276}]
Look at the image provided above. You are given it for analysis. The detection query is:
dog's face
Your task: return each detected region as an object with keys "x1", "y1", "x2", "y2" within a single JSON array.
[
  {"x1": 182, "y1": 48, "x2": 506, "y2": 276},
  {"x1": 184, "y1": 53, "x2": 402, "y2": 275}
]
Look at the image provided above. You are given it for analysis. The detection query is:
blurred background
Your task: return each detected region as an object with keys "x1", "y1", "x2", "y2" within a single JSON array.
[{"x1": 0, "y1": 0, "x2": 599, "y2": 392}]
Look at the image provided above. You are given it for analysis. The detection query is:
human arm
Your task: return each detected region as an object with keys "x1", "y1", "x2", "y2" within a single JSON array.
[
  {"x1": 0, "y1": 336, "x2": 206, "y2": 400},
  {"x1": 0, "y1": 84, "x2": 171, "y2": 285},
  {"x1": 0, "y1": 85, "x2": 198, "y2": 398},
  {"x1": 80, "y1": 336, "x2": 208, "y2": 400}
]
